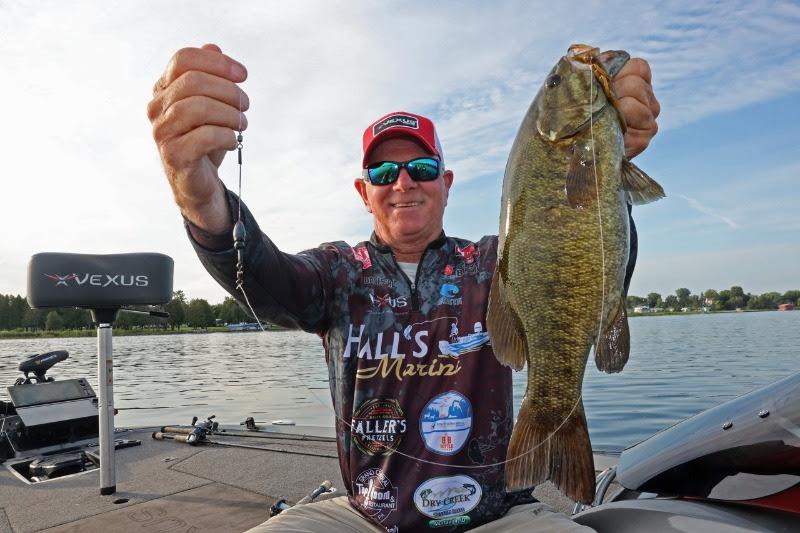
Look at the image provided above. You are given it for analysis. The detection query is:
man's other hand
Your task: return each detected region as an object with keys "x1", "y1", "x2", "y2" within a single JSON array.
[{"x1": 614, "y1": 58, "x2": 660, "y2": 159}]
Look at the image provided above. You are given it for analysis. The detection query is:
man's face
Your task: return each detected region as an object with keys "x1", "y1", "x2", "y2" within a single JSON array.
[{"x1": 355, "y1": 137, "x2": 454, "y2": 249}]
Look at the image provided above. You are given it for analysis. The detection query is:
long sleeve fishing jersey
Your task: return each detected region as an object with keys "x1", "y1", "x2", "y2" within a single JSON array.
[{"x1": 186, "y1": 190, "x2": 638, "y2": 532}]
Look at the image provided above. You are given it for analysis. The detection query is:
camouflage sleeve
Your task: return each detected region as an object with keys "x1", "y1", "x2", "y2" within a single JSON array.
[{"x1": 185, "y1": 189, "x2": 336, "y2": 333}]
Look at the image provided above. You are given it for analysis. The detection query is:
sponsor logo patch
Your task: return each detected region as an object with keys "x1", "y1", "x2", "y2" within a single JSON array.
[
  {"x1": 351, "y1": 398, "x2": 407, "y2": 455},
  {"x1": 369, "y1": 293, "x2": 408, "y2": 311},
  {"x1": 455, "y1": 243, "x2": 480, "y2": 264},
  {"x1": 373, "y1": 114, "x2": 419, "y2": 136},
  {"x1": 420, "y1": 391, "x2": 473, "y2": 455},
  {"x1": 352, "y1": 246, "x2": 372, "y2": 270},
  {"x1": 353, "y1": 468, "x2": 398, "y2": 523},
  {"x1": 438, "y1": 283, "x2": 462, "y2": 306},
  {"x1": 362, "y1": 275, "x2": 399, "y2": 289},
  {"x1": 413, "y1": 475, "x2": 482, "y2": 519}
]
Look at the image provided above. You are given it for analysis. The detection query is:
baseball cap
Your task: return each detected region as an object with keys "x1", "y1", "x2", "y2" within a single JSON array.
[{"x1": 362, "y1": 111, "x2": 444, "y2": 167}]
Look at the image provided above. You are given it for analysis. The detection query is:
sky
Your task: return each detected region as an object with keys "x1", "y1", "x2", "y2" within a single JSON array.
[{"x1": 1, "y1": 0, "x2": 798, "y2": 304}]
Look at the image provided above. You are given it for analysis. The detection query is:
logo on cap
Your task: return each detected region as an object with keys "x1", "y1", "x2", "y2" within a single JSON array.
[{"x1": 373, "y1": 114, "x2": 419, "y2": 136}]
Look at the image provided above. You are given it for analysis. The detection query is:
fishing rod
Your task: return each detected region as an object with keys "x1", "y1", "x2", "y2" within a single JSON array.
[{"x1": 151, "y1": 431, "x2": 337, "y2": 459}]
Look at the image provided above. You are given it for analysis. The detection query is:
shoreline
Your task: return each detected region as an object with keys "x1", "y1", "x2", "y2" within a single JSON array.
[{"x1": 0, "y1": 325, "x2": 285, "y2": 340}]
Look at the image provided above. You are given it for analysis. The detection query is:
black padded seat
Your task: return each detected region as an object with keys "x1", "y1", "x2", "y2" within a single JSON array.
[{"x1": 27, "y1": 253, "x2": 173, "y2": 309}]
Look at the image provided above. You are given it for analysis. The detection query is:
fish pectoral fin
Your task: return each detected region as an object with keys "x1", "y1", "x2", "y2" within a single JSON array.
[
  {"x1": 595, "y1": 298, "x2": 631, "y2": 373},
  {"x1": 505, "y1": 400, "x2": 595, "y2": 504},
  {"x1": 621, "y1": 159, "x2": 665, "y2": 205},
  {"x1": 566, "y1": 147, "x2": 597, "y2": 209},
  {"x1": 487, "y1": 269, "x2": 527, "y2": 371}
]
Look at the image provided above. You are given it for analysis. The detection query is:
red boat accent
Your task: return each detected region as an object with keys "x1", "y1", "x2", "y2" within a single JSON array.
[{"x1": 740, "y1": 483, "x2": 800, "y2": 514}]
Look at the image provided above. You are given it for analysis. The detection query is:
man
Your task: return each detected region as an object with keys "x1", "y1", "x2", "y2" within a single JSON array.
[{"x1": 148, "y1": 44, "x2": 659, "y2": 532}]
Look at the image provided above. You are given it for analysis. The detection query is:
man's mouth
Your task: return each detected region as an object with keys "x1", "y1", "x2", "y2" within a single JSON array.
[{"x1": 391, "y1": 202, "x2": 421, "y2": 208}]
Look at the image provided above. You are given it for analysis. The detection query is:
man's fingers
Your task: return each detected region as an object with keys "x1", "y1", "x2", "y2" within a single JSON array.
[
  {"x1": 617, "y1": 93, "x2": 656, "y2": 132},
  {"x1": 159, "y1": 46, "x2": 247, "y2": 94},
  {"x1": 624, "y1": 127, "x2": 655, "y2": 159},
  {"x1": 160, "y1": 125, "x2": 237, "y2": 173},
  {"x1": 148, "y1": 70, "x2": 249, "y2": 122},
  {"x1": 153, "y1": 95, "x2": 247, "y2": 144},
  {"x1": 616, "y1": 57, "x2": 652, "y2": 84}
]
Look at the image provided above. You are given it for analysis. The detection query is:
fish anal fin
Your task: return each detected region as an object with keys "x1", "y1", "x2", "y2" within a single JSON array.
[
  {"x1": 566, "y1": 146, "x2": 597, "y2": 209},
  {"x1": 595, "y1": 298, "x2": 630, "y2": 373},
  {"x1": 487, "y1": 269, "x2": 526, "y2": 371},
  {"x1": 621, "y1": 159, "x2": 665, "y2": 205},
  {"x1": 505, "y1": 401, "x2": 595, "y2": 504}
]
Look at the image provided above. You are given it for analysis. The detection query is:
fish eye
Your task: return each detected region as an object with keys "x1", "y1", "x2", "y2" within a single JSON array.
[{"x1": 545, "y1": 74, "x2": 562, "y2": 88}]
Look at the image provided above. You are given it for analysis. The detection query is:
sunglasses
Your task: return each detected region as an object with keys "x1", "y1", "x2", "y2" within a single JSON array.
[{"x1": 363, "y1": 157, "x2": 442, "y2": 186}]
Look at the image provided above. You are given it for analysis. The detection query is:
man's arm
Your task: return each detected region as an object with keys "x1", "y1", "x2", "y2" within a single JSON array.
[{"x1": 149, "y1": 44, "x2": 334, "y2": 332}]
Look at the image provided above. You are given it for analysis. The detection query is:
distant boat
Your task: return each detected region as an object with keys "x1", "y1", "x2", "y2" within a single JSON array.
[
  {"x1": 227, "y1": 322, "x2": 262, "y2": 332},
  {"x1": 778, "y1": 303, "x2": 795, "y2": 311}
]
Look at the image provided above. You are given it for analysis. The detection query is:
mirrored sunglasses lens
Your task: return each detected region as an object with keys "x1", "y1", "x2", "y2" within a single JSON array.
[
  {"x1": 368, "y1": 162, "x2": 399, "y2": 185},
  {"x1": 407, "y1": 158, "x2": 439, "y2": 181}
]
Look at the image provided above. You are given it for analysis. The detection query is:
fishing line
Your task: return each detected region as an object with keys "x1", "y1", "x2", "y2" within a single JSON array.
[{"x1": 225, "y1": 65, "x2": 602, "y2": 471}]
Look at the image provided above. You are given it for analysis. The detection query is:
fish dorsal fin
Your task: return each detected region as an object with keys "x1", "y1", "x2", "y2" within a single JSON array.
[
  {"x1": 487, "y1": 269, "x2": 527, "y2": 371},
  {"x1": 621, "y1": 159, "x2": 665, "y2": 205}
]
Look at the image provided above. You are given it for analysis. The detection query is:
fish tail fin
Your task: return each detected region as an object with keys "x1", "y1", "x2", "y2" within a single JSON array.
[
  {"x1": 566, "y1": 146, "x2": 597, "y2": 208},
  {"x1": 621, "y1": 159, "x2": 665, "y2": 205},
  {"x1": 505, "y1": 400, "x2": 595, "y2": 504},
  {"x1": 595, "y1": 298, "x2": 631, "y2": 373},
  {"x1": 487, "y1": 269, "x2": 527, "y2": 370}
]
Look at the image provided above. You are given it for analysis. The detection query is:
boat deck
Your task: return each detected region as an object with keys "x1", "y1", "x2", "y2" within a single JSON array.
[{"x1": 1, "y1": 425, "x2": 612, "y2": 532}]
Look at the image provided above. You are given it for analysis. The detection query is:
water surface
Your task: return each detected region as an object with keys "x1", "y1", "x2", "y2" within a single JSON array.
[{"x1": 1, "y1": 311, "x2": 797, "y2": 451}]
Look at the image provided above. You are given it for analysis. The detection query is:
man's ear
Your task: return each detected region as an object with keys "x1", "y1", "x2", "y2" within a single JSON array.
[
  {"x1": 354, "y1": 179, "x2": 372, "y2": 213},
  {"x1": 443, "y1": 169, "x2": 454, "y2": 206}
]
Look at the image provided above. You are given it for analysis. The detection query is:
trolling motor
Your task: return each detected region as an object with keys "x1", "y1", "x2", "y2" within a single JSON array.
[{"x1": 26, "y1": 252, "x2": 173, "y2": 494}]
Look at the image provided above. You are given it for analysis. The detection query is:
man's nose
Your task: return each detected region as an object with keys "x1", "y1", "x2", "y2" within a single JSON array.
[{"x1": 393, "y1": 168, "x2": 416, "y2": 191}]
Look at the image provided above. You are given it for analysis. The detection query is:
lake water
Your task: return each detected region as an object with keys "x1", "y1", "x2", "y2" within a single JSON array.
[{"x1": 1, "y1": 311, "x2": 798, "y2": 452}]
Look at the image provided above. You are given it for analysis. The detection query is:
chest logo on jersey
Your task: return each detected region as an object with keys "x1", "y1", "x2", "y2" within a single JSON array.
[
  {"x1": 351, "y1": 398, "x2": 407, "y2": 455},
  {"x1": 413, "y1": 475, "x2": 482, "y2": 522},
  {"x1": 353, "y1": 468, "x2": 398, "y2": 524},
  {"x1": 438, "y1": 283, "x2": 462, "y2": 306},
  {"x1": 352, "y1": 246, "x2": 372, "y2": 270},
  {"x1": 455, "y1": 243, "x2": 480, "y2": 264},
  {"x1": 420, "y1": 391, "x2": 473, "y2": 455},
  {"x1": 369, "y1": 292, "x2": 408, "y2": 311}
]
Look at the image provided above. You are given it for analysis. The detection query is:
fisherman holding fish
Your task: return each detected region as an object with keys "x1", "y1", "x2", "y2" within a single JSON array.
[{"x1": 149, "y1": 43, "x2": 660, "y2": 532}]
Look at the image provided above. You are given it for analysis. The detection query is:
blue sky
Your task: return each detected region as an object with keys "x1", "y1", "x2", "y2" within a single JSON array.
[{"x1": 0, "y1": 0, "x2": 797, "y2": 303}]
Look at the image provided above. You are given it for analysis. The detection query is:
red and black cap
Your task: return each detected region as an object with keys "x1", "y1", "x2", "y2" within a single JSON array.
[{"x1": 362, "y1": 111, "x2": 444, "y2": 167}]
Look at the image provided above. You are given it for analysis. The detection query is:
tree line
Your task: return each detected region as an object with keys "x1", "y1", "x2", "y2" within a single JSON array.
[
  {"x1": 0, "y1": 290, "x2": 253, "y2": 331},
  {"x1": 627, "y1": 287, "x2": 800, "y2": 312}
]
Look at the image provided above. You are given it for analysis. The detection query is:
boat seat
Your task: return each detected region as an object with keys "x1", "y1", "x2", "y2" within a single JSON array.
[{"x1": 27, "y1": 252, "x2": 173, "y2": 308}]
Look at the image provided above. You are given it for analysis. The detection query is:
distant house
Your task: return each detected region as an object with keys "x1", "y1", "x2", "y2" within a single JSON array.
[
  {"x1": 779, "y1": 303, "x2": 795, "y2": 311},
  {"x1": 633, "y1": 305, "x2": 650, "y2": 313},
  {"x1": 651, "y1": 307, "x2": 664, "y2": 313}
]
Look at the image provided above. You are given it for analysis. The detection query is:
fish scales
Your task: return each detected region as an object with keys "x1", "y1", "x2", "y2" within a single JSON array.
[{"x1": 488, "y1": 45, "x2": 664, "y2": 503}]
